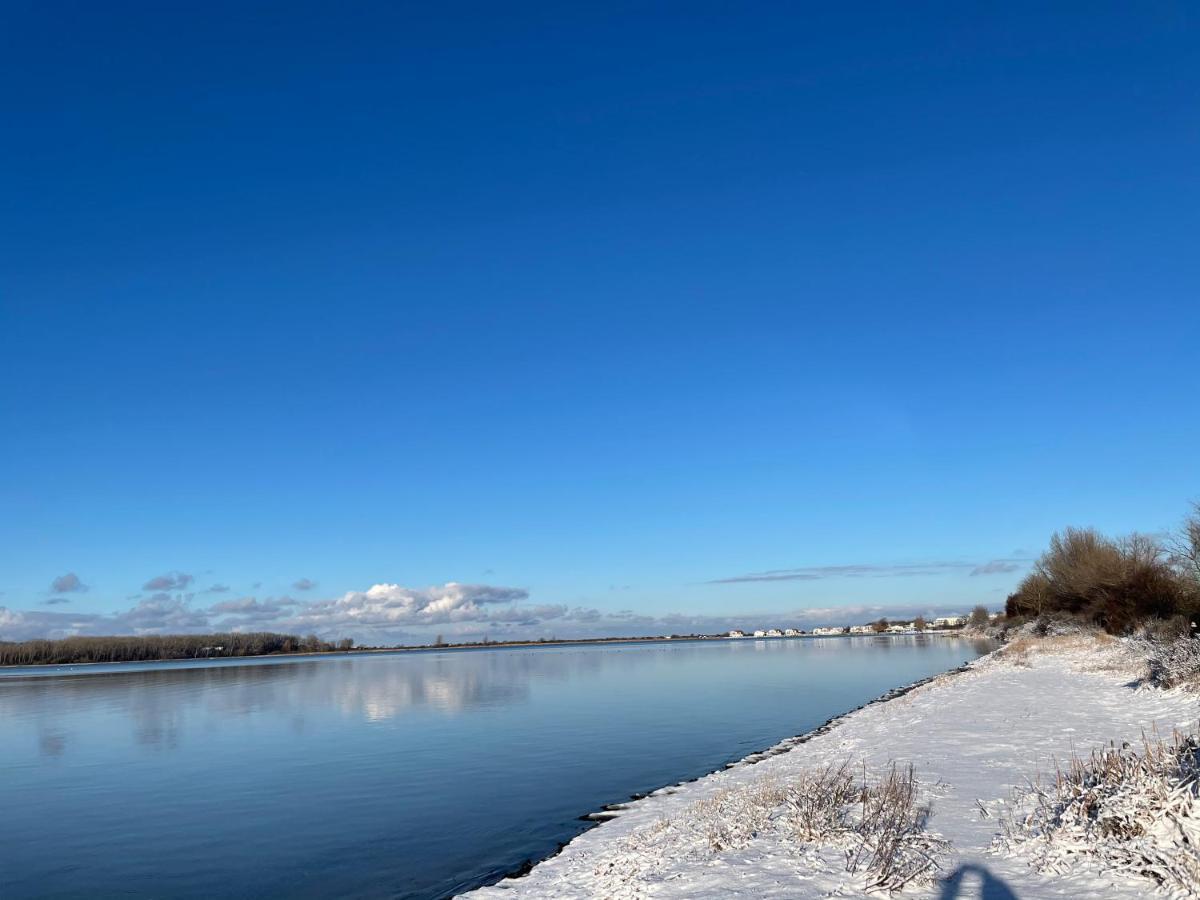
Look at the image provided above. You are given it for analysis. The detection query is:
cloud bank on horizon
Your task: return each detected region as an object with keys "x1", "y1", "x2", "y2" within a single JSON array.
[
  {"x1": 0, "y1": 580, "x2": 1001, "y2": 646},
  {"x1": 0, "y1": 555, "x2": 1029, "y2": 644}
]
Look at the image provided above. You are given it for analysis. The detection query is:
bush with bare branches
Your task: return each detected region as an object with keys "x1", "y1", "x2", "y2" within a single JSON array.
[
  {"x1": 1136, "y1": 634, "x2": 1200, "y2": 690},
  {"x1": 844, "y1": 763, "x2": 948, "y2": 892},
  {"x1": 1005, "y1": 519, "x2": 1200, "y2": 634},
  {"x1": 1170, "y1": 503, "x2": 1200, "y2": 589}
]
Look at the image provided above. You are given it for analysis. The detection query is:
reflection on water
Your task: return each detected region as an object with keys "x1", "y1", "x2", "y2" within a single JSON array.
[
  {"x1": 1, "y1": 644, "x2": 664, "y2": 753},
  {"x1": 0, "y1": 636, "x2": 992, "y2": 899}
]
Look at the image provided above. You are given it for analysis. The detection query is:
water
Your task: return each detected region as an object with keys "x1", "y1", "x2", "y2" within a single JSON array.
[{"x1": 0, "y1": 635, "x2": 990, "y2": 898}]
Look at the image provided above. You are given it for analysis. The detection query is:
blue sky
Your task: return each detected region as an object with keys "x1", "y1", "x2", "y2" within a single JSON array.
[{"x1": 1, "y1": 2, "x2": 1197, "y2": 643}]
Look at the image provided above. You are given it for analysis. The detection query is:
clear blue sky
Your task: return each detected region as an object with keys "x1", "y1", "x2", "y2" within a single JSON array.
[{"x1": 1, "y1": 2, "x2": 1197, "y2": 642}]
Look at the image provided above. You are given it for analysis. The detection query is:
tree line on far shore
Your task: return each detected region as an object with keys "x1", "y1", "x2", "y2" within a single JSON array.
[
  {"x1": 1004, "y1": 502, "x2": 1200, "y2": 635},
  {"x1": 865, "y1": 609, "x2": 991, "y2": 633},
  {"x1": 0, "y1": 632, "x2": 355, "y2": 667}
]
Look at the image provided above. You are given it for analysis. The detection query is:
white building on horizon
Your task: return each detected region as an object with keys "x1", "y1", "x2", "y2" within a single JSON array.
[
  {"x1": 933, "y1": 616, "x2": 966, "y2": 628},
  {"x1": 811, "y1": 626, "x2": 844, "y2": 636},
  {"x1": 728, "y1": 630, "x2": 746, "y2": 638}
]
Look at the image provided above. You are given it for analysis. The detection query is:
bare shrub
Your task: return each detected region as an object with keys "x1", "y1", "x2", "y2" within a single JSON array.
[
  {"x1": 845, "y1": 762, "x2": 948, "y2": 892},
  {"x1": 781, "y1": 760, "x2": 858, "y2": 840},
  {"x1": 967, "y1": 605, "x2": 990, "y2": 629},
  {"x1": 1143, "y1": 615, "x2": 1193, "y2": 642},
  {"x1": 1138, "y1": 637, "x2": 1200, "y2": 691},
  {"x1": 999, "y1": 731, "x2": 1200, "y2": 895},
  {"x1": 1169, "y1": 503, "x2": 1200, "y2": 590},
  {"x1": 1035, "y1": 612, "x2": 1091, "y2": 637},
  {"x1": 1005, "y1": 526, "x2": 1193, "y2": 634}
]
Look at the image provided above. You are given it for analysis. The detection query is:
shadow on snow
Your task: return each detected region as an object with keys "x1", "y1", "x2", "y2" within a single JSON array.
[{"x1": 938, "y1": 863, "x2": 1020, "y2": 900}]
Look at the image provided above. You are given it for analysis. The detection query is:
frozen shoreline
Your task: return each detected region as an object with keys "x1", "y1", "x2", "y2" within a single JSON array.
[{"x1": 467, "y1": 637, "x2": 1198, "y2": 899}]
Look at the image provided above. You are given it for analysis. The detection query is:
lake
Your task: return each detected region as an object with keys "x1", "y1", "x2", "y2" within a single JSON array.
[{"x1": 0, "y1": 635, "x2": 991, "y2": 898}]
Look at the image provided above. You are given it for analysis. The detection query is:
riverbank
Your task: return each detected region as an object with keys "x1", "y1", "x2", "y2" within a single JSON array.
[
  {"x1": 0, "y1": 631, "x2": 972, "y2": 672},
  {"x1": 468, "y1": 634, "x2": 1199, "y2": 898},
  {"x1": 0, "y1": 634, "x2": 720, "y2": 671}
]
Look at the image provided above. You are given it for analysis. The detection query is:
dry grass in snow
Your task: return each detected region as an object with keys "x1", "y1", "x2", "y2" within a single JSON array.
[
  {"x1": 999, "y1": 729, "x2": 1200, "y2": 897},
  {"x1": 995, "y1": 630, "x2": 1120, "y2": 669},
  {"x1": 593, "y1": 759, "x2": 948, "y2": 895},
  {"x1": 472, "y1": 633, "x2": 1200, "y2": 899},
  {"x1": 1137, "y1": 638, "x2": 1200, "y2": 691}
]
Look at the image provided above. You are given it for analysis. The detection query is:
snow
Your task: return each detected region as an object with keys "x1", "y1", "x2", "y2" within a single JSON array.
[{"x1": 466, "y1": 637, "x2": 1198, "y2": 899}]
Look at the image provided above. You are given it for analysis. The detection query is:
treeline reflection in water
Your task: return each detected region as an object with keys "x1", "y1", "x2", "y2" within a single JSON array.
[
  {"x1": 0, "y1": 636, "x2": 985, "y2": 758},
  {"x1": 2, "y1": 643, "x2": 657, "y2": 755}
]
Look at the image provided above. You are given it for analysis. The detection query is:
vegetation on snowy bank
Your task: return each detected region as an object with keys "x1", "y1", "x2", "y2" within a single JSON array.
[
  {"x1": 1003, "y1": 503, "x2": 1200, "y2": 634},
  {"x1": 980, "y1": 629, "x2": 1200, "y2": 895},
  {"x1": 596, "y1": 760, "x2": 949, "y2": 894},
  {"x1": 474, "y1": 629, "x2": 1197, "y2": 899},
  {"x1": 999, "y1": 729, "x2": 1200, "y2": 897}
]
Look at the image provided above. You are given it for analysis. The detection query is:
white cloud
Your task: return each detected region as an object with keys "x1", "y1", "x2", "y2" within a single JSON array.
[
  {"x1": 0, "y1": 582, "x2": 546, "y2": 643},
  {"x1": 283, "y1": 582, "x2": 541, "y2": 634},
  {"x1": 0, "y1": 578, "x2": 987, "y2": 646},
  {"x1": 142, "y1": 572, "x2": 194, "y2": 591},
  {"x1": 50, "y1": 572, "x2": 88, "y2": 593},
  {"x1": 969, "y1": 560, "x2": 1024, "y2": 576}
]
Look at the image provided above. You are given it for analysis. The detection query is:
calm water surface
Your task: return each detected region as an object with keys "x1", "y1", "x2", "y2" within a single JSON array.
[{"x1": 0, "y1": 636, "x2": 990, "y2": 898}]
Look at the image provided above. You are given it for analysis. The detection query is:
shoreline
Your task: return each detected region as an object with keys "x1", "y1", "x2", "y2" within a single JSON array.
[
  {"x1": 0, "y1": 630, "x2": 971, "y2": 673},
  {"x1": 0, "y1": 636, "x2": 717, "y2": 673},
  {"x1": 467, "y1": 635, "x2": 1198, "y2": 899},
  {"x1": 464, "y1": 656, "x2": 984, "y2": 895}
]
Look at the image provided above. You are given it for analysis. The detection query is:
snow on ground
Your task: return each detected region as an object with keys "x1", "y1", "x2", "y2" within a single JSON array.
[{"x1": 467, "y1": 637, "x2": 1198, "y2": 899}]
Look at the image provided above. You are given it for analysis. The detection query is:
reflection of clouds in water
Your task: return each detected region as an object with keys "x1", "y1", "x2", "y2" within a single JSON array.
[
  {"x1": 333, "y1": 647, "x2": 636, "y2": 720},
  {"x1": 0, "y1": 645, "x2": 660, "y2": 755},
  {"x1": 2, "y1": 642, "x2": 991, "y2": 757},
  {"x1": 133, "y1": 702, "x2": 183, "y2": 749},
  {"x1": 38, "y1": 732, "x2": 66, "y2": 757}
]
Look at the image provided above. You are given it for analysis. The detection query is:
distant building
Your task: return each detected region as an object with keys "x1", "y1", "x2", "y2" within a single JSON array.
[
  {"x1": 887, "y1": 624, "x2": 910, "y2": 634},
  {"x1": 811, "y1": 626, "x2": 843, "y2": 636},
  {"x1": 933, "y1": 616, "x2": 966, "y2": 628},
  {"x1": 728, "y1": 630, "x2": 746, "y2": 638},
  {"x1": 783, "y1": 628, "x2": 801, "y2": 637},
  {"x1": 753, "y1": 629, "x2": 767, "y2": 638},
  {"x1": 849, "y1": 624, "x2": 874, "y2": 634},
  {"x1": 765, "y1": 628, "x2": 783, "y2": 637}
]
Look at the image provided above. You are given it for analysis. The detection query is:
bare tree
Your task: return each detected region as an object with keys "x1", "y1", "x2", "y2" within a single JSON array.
[{"x1": 1169, "y1": 502, "x2": 1200, "y2": 586}]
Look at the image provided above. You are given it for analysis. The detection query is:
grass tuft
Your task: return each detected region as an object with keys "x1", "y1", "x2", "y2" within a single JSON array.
[
  {"x1": 595, "y1": 759, "x2": 947, "y2": 894},
  {"x1": 999, "y1": 729, "x2": 1200, "y2": 896}
]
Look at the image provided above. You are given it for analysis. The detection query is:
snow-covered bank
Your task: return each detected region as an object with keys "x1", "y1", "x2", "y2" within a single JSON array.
[{"x1": 468, "y1": 636, "x2": 1198, "y2": 899}]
